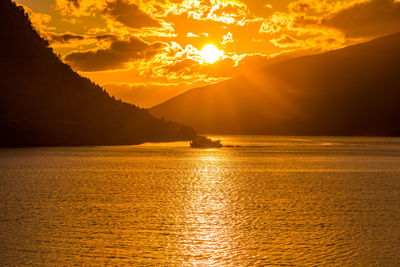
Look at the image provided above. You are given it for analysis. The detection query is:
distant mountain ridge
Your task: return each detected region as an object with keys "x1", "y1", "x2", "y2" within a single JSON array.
[
  {"x1": 150, "y1": 33, "x2": 400, "y2": 136},
  {"x1": 0, "y1": 0, "x2": 196, "y2": 146}
]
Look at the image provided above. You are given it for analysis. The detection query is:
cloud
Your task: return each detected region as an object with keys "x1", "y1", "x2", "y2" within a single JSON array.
[
  {"x1": 323, "y1": 0, "x2": 400, "y2": 37},
  {"x1": 259, "y1": 12, "x2": 292, "y2": 34},
  {"x1": 258, "y1": 1, "x2": 359, "y2": 53},
  {"x1": 67, "y1": 0, "x2": 80, "y2": 9},
  {"x1": 288, "y1": 0, "x2": 332, "y2": 14},
  {"x1": 138, "y1": 42, "x2": 231, "y2": 80},
  {"x1": 148, "y1": 44, "x2": 274, "y2": 81},
  {"x1": 50, "y1": 32, "x2": 85, "y2": 43},
  {"x1": 155, "y1": 57, "x2": 237, "y2": 80},
  {"x1": 161, "y1": 0, "x2": 256, "y2": 26},
  {"x1": 95, "y1": 34, "x2": 118, "y2": 41},
  {"x1": 270, "y1": 34, "x2": 301, "y2": 48},
  {"x1": 104, "y1": 0, "x2": 161, "y2": 29},
  {"x1": 290, "y1": 15, "x2": 321, "y2": 28},
  {"x1": 55, "y1": 0, "x2": 106, "y2": 16},
  {"x1": 264, "y1": 0, "x2": 400, "y2": 39},
  {"x1": 64, "y1": 37, "x2": 165, "y2": 71},
  {"x1": 18, "y1": 4, "x2": 54, "y2": 33},
  {"x1": 30, "y1": 0, "x2": 400, "y2": 92},
  {"x1": 187, "y1": 32, "x2": 199, "y2": 37},
  {"x1": 222, "y1": 32, "x2": 234, "y2": 44},
  {"x1": 44, "y1": 32, "x2": 118, "y2": 50}
]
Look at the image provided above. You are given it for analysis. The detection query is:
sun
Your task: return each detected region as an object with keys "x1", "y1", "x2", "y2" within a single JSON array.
[{"x1": 200, "y1": 44, "x2": 222, "y2": 64}]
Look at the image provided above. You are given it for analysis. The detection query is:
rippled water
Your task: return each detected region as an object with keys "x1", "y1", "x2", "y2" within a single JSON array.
[{"x1": 1, "y1": 136, "x2": 400, "y2": 266}]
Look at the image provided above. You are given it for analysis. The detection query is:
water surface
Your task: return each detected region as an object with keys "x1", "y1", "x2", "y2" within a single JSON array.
[{"x1": 1, "y1": 136, "x2": 400, "y2": 265}]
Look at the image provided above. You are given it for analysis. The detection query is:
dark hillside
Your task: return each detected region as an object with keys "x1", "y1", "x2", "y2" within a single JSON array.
[{"x1": 0, "y1": 0, "x2": 196, "y2": 146}]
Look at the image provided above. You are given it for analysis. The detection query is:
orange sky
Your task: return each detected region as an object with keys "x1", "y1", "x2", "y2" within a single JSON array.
[{"x1": 15, "y1": 0, "x2": 400, "y2": 107}]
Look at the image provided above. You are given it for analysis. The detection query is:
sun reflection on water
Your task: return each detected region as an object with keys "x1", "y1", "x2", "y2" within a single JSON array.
[{"x1": 179, "y1": 151, "x2": 238, "y2": 265}]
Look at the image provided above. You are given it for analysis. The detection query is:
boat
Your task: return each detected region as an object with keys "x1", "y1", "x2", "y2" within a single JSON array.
[{"x1": 190, "y1": 136, "x2": 222, "y2": 148}]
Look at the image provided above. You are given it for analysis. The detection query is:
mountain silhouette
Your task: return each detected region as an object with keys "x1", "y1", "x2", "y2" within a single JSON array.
[
  {"x1": 0, "y1": 1, "x2": 196, "y2": 146},
  {"x1": 150, "y1": 33, "x2": 400, "y2": 136}
]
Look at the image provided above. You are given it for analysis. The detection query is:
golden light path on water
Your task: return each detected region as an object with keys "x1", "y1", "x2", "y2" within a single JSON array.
[{"x1": 183, "y1": 153, "x2": 234, "y2": 265}]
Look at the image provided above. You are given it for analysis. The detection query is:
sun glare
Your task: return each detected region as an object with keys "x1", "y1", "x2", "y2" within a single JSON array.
[{"x1": 200, "y1": 44, "x2": 222, "y2": 64}]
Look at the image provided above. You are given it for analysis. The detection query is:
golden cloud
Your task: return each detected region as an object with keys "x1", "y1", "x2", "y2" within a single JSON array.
[
  {"x1": 259, "y1": 12, "x2": 292, "y2": 34},
  {"x1": 222, "y1": 32, "x2": 234, "y2": 44},
  {"x1": 263, "y1": 0, "x2": 400, "y2": 39},
  {"x1": 288, "y1": 0, "x2": 333, "y2": 14},
  {"x1": 156, "y1": 0, "x2": 257, "y2": 26},
  {"x1": 270, "y1": 34, "x2": 302, "y2": 48},
  {"x1": 55, "y1": 0, "x2": 106, "y2": 16},
  {"x1": 138, "y1": 41, "x2": 273, "y2": 82},
  {"x1": 55, "y1": 0, "x2": 145, "y2": 21},
  {"x1": 259, "y1": 0, "x2": 390, "y2": 53},
  {"x1": 187, "y1": 32, "x2": 199, "y2": 37}
]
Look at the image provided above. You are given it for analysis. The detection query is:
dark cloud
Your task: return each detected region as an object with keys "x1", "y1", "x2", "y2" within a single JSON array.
[
  {"x1": 291, "y1": 15, "x2": 320, "y2": 28},
  {"x1": 64, "y1": 37, "x2": 164, "y2": 71},
  {"x1": 95, "y1": 34, "x2": 117, "y2": 41},
  {"x1": 323, "y1": 0, "x2": 400, "y2": 37},
  {"x1": 105, "y1": 0, "x2": 161, "y2": 29},
  {"x1": 50, "y1": 33, "x2": 84, "y2": 43},
  {"x1": 67, "y1": 0, "x2": 80, "y2": 9},
  {"x1": 48, "y1": 33, "x2": 117, "y2": 45},
  {"x1": 289, "y1": 2, "x2": 315, "y2": 14}
]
